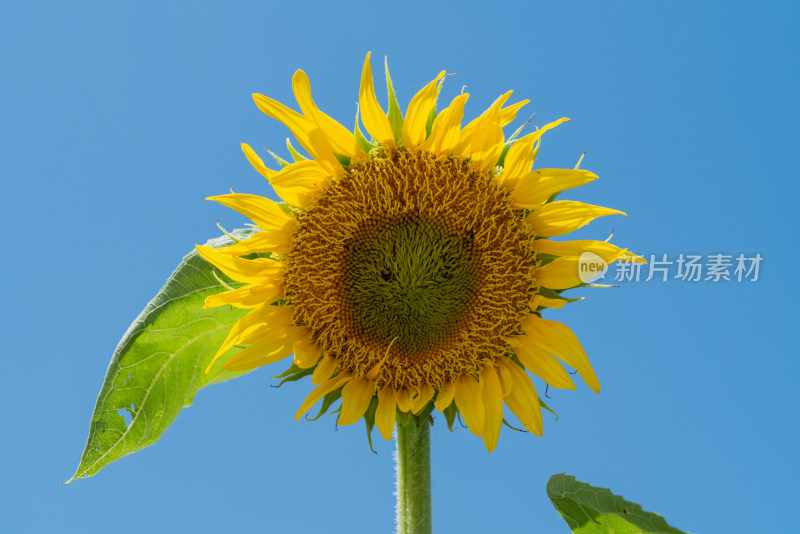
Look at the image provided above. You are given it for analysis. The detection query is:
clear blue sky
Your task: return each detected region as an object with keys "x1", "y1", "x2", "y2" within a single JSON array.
[{"x1": 2, "y1": 1, "x2": 798, "y2": 532}]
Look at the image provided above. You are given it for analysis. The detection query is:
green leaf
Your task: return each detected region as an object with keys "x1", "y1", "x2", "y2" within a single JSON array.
[
  {"x1": 547, "y1": 474, "x2": 689, "y2": 534},
  {"x1": 67, "y1": 229, "x2": 257, "y2": 483}
]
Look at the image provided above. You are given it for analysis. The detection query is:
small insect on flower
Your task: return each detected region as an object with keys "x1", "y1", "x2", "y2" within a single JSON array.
[{"x1": 196, "y1": 53, "x2": 644, "y2": 452}]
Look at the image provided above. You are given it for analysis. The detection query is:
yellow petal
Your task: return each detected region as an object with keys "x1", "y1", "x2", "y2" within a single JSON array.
[
  {"x1": 208, "y1": 193, "x2": 294, "y2": 232},
  {"x1": 241, "y1": 143, "x2": 277, "y2": 180},
  {"x1": 203, "y1": 282, "x2": 284, "y2": 309},
  {"x1": 311, "y1": 352, "x2": 338, "y2": 385},
  {"x1": 534, "y1": 257, "x2": 583, "y2": 290},
  {"x1": 510, "y1": 335, "x2": 576, "y2": 390},
  {"x1": 510, "y1": 169, "x2": 598, "y2": 208},
  {"x1": 498, "y1": 99, "x2": 529, "y2": 126},
  {"x1": 497, "y1": 362, "x2": 513, "y2": 396},
  {"x1": 480, "y1": 366, "x2": 504, "y2": 453},
  {"x1": 534, "y1": 250, "x2": 634, "y2": 289},
  {"x1": 292, "y1": 70, "x2": 365, "y2": 159},
  {"x1": 520, "y1": 315, "x2": 600, "y2": 393},
  {"x1": 533, "y1": 239, "x2": 646, "y2": 266},
  {"x1": 616, "y1": 251, "x2": 648, "y2": 263},
  {"x1": 467, "y1": 111, "x2": 505, "y2": 174},
  {"x1": 268, "y1": 159, "x2": 331, "y2": 209},
  {"x1": 499, "y1": 359, "x2": 543, "y2": 436},
  {"x1": 434, "y1": 381, "x2": 456, "y2": 412},
  {"x1": 402, "y1": 70, "x2": 446, "y2": 149},
  {"x1": 530, "y1": 294, "x2": 568, "y2": 309},
  {"x1": 420, "y1": 93, "x2": 468, "y2": 156},
  {"x1": 454, "y1": 374, "x2": 484, "y2": 437},
  {"x1": 295, "y1": 373, "x2": 353, "y2": 421},
  {"x1": 219, "y1": 325, "x2": 288, "y2": 369},
  {"x1": 252, "y1": 93, "x2": 340, "y2": 174},
  {"x1": 339, "y1": 377, "x2": 375, "y2": 426},
  {"x1": 411, "y1": 383, "x2": 435, "y2": 414},
  {"x1": 270, "y1": 189, "x2": 316, "y2": 210},
  {"x1": 466, "y1": 93, "x2": 513, "y2": 128},
  {"x1": 501, "y1": 134, "x2": 538, "y2": 187},
  {"x1": 359, "y1": 52, "x2": 395, "y2": 148},
  {"x1": 215, "y1": 305, "x2": 295, "y2": 362},
  {"x1": 396, "y1": 388, "x2": 414, "y2": 413},
  {"x1": 224, "y1": 325, "x2": 309, "y2": 371},
  {"x1": 220, "y1": 229, "x2": 295, "y2": 256},
  {"x1": 195, "y1": 245, "x2": 281, "y2": 284},
  {"x1": 534, "y1": 239, "x2": 620, "y2": 261},
  {"x1": 456, "y1": 91, "x2": 513, "y2": 154},
  {"x1": 501, "y1": 118, "x2": 569, "y2": 185},
  {"x1": 293, "y1": 338, "x2": 322, "y2": 369},
  {"x1": 527, "y1": 201, "x2": 625, "y2": 238},
  {"x1": 376, "y1": 387, "x2": 397, "y2": 441}
]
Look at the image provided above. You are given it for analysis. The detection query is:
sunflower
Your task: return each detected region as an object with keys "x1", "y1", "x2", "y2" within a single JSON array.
[{"x1": 197, "y1": 52, "x2": 643, "y2": 452}]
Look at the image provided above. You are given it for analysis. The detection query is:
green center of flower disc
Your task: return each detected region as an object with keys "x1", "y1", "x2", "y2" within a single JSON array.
[{"x1": 341, "y1": 216, "x2": 480, "y2": 360}]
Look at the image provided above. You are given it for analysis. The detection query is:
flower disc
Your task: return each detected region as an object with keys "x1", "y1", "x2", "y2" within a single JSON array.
[{"x1": 284, "y1": 150, "x2": 538, "y2": 391}]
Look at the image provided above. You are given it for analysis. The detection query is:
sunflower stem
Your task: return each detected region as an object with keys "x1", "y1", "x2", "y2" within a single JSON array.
[{"x1": 395, "y1": 414, "x2": 432, "y2": 534}]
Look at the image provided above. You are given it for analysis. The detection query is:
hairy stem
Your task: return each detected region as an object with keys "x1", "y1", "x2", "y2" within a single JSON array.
[{"x1": 395, "y1": 414, "x2": 432, "y2": 534}]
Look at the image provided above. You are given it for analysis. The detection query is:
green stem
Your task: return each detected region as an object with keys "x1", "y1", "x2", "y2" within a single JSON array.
[{"x1": 395, "y1": 414, "x2": 432, "y2": 534}]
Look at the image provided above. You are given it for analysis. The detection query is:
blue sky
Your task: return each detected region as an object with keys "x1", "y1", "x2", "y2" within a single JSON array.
[{"x1": 2, "y1": 1, "x2": 798, "y2": 532}]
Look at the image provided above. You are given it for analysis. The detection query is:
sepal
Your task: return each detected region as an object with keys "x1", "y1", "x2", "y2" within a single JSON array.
[
  {"x1": 443, "y1": 402, "x2": 458, "y2": 431},
  {"x1": 539, "y1": 397, "x2": 559, "y2": 419},
  {"x1": 384, "y1": 57, "x2": 404, "y2": 144},
  {"x1": 306, "y1": 386, "x2": 344, "y2": 421},
  {"x1": 272, "y1": 363, "x2": 314, "y2": 387},
  {"x1": 363, "y1": 396, "x2": 379, "y2": 453}
]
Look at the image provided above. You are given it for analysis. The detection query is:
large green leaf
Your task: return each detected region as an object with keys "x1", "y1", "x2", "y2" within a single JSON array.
[
  {"x1": 547, "y1": 474, "x2": 690, "y2": 534},
  {"x1": 67, "y1": 230, "x2": 256, "y2": 482}
]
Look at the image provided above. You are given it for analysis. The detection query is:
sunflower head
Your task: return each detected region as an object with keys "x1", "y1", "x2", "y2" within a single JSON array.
[{"x1": 196, "y1": 53, "x2": 644, "y2": 452}]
